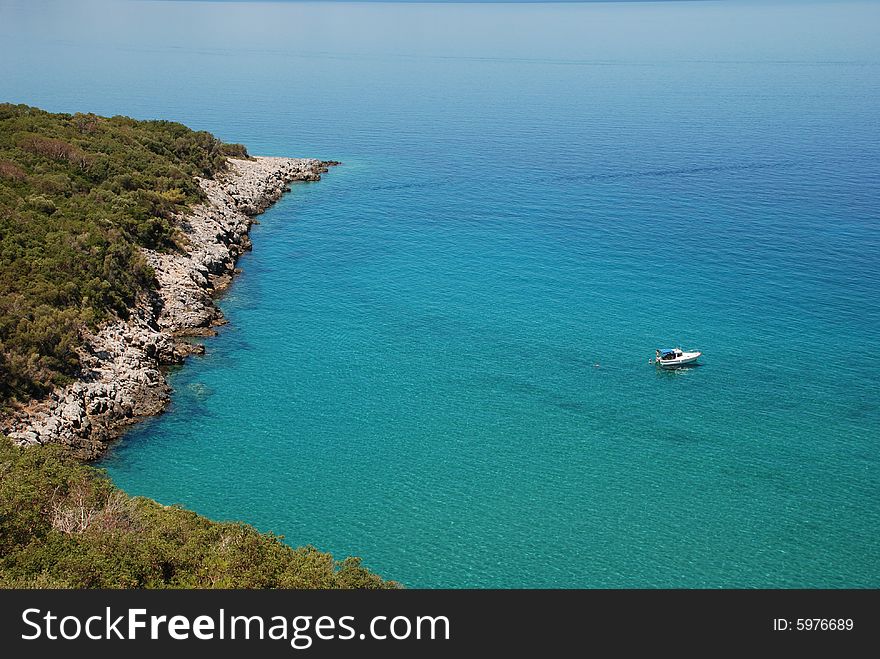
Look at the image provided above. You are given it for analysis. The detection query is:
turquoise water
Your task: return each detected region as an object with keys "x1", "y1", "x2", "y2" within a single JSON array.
[{"x1": 3, "y1": 0, "x2": 879, "y2": 587}]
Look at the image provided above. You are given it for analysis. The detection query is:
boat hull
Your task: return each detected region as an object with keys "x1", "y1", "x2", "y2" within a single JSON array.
[{"x1": 656, "y1": 351, "x2": 702, "y2": 369}]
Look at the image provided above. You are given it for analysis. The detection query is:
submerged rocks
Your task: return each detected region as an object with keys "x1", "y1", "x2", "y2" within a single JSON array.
[{"x1": 1, "y1": 156, "x2": 332, "y2": 460}]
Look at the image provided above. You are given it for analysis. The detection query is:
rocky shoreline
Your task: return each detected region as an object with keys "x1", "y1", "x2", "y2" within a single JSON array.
[{"x1": 1, "y1": 156, "x2": 334, "y2": 460}]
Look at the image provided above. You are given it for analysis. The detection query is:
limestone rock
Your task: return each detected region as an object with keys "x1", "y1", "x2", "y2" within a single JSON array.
[{"x1": 1, "y1": 156, "x2": 332, "y2": 460}]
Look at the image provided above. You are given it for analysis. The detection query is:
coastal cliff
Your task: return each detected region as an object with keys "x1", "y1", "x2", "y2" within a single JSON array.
[
  {"x1": 1, "y1": 156, "x2": 334, "y2": 459},
  {"x1": 0, "y1": 105, "x2": 395, "y2": 589}
]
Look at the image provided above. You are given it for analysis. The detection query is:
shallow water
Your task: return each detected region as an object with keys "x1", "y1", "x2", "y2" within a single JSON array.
[{"x1": 3, "y1": 0, "x2": 879, "y2": 586}]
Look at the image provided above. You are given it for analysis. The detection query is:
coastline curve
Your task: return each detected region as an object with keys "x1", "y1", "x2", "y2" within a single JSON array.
[{"x1": 1, "y1": 156, "x2": 336, "y2": 460}]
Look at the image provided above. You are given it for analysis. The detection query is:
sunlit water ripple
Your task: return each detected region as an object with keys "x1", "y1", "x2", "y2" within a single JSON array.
[{"x1": 3, "y1": 0, "x2": 878, "y2": 587}]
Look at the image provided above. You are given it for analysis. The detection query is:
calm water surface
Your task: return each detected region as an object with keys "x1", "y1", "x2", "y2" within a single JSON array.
[{"x1": 2, "y1": 0, "x2": 879, "y2": 586}]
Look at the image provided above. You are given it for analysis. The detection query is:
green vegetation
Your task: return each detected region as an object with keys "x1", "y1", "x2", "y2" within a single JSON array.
[
  {"x1": 0, "y1": 103, "x2": 250, "y2": 407},
  {"x1": 0, "y1": 106, "x2": 394, "y2": 589},
  {"x1": 0, "y1": 436, "x2": 396, "y2": 588}
]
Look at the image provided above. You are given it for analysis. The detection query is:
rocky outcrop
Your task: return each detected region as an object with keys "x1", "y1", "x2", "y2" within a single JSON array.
[{"x1": 1, "y1": 156, "x2": 334, "y2": 459}]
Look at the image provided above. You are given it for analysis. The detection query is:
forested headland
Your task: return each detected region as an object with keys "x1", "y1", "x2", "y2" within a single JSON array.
[
  {"x1": 0, "y1": 104, "x2": 395, "y2": 589},
  {"x1": 0, "y1": 103, "x2": 247, "y2": 408}
]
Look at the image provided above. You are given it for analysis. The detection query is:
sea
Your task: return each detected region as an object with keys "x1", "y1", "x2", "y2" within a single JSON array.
[{"x1": 2, "y1": 0, "x2": 878, "y2": 587}]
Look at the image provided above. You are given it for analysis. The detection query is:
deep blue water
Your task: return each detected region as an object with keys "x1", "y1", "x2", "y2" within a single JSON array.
[{"x1": 3, "y1": 0, "x2": 879, "y2": 587}]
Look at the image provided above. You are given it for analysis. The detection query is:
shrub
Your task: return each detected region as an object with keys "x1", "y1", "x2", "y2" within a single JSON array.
[
  {"x1": 0, "y1": 436, "x2": 398, "y2": 589},
  {"x1": 0, "y1": 103, "x2": 246, "y2": 408}
]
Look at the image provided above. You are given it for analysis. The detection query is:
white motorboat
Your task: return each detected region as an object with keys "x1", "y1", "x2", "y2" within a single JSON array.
[{"x1": 654, "y1": 347, "x2": 701, "y2": 369}]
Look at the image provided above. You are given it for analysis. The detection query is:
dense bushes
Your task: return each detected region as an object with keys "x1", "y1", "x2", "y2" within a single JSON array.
[
  {"x1": 0, "y1": 436, "x2": 396, "y2": 588},
  {"x1": 0, "y1": 103, "x2": 251, "y2": 407},
  {"x1": 0, "y1": 108, "x2": 397, "y2": 589}
]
